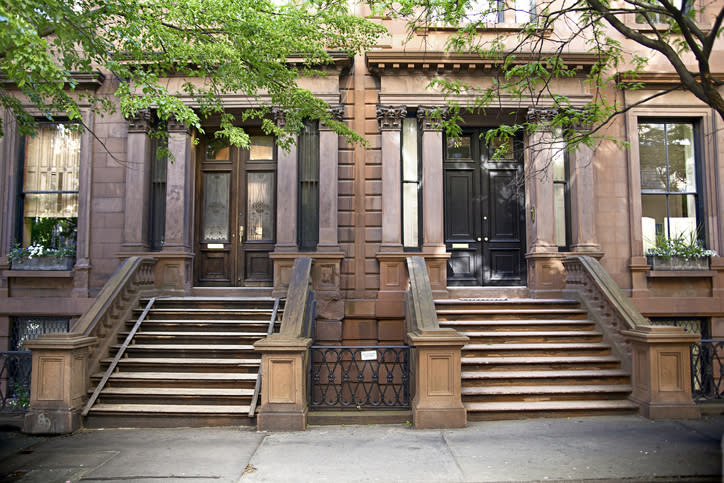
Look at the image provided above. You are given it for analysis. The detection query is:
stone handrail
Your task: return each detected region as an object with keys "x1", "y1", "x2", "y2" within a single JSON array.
[
  {"x1": 277, "y1": 257, "x2": 314, "y2": 338},
  {"x1": 74, "y1": 256, "x2": 156, "y2": 377},
  {"x1": 405, "y1": 256, "x2": 441, "y2": 334},
  {"x1": 563, "y1": 255, "x2": 648, "y2": 371}
]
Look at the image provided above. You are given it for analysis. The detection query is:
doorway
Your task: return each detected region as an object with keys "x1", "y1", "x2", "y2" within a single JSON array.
[
  {"x1": 444, "y1": 129, "x2": 526, "y2": 286},
  {"x1": 194, "y1": 135, "x2": 276, "y2": 286}
]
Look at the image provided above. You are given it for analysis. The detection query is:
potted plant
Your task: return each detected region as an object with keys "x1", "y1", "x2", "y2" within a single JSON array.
[
  {"x1": 647, "y1": 232, "x2": 717, "y2": 270},
  {"x1": 9, "y1": 218, "x2": 76, "y2": 270}
]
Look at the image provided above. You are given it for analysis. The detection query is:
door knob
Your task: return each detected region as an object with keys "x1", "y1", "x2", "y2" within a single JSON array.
[
  {"x1": 239, "y1": 225, "x2": 244, "y2": 243},
  {"x1": 484, "y1": 237, "x2": 489, "y2": 242},
  {"x1": 476, "y1": 237, "x2": 482, "y2": 242}
]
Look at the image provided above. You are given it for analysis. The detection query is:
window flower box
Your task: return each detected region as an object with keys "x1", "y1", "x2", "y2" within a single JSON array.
[
  {"x1": 11, "y1": 255, "x2": 75, "y2": 271},
  {"x1": 647, "y1": 255, "x2": 710, "y2": 271}
]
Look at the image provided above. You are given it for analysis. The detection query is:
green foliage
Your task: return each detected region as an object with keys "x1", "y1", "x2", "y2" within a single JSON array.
[
  {"x1": 0, "y1": 0, "x2": 385, "y2": 146},
  {"x1": 648, "y1": 232, "x2": 717, "y2": 259},
  {"x1": 370, "y1": 0, "x2": 724, "y2": 156},
  {"x1": 8, "y1": 217, "x2": 76, "y2": 261}
]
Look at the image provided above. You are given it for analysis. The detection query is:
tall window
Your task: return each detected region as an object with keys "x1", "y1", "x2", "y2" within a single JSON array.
[
  {"x1": 402, "y1": 117, "x2": 421, "y2": 249},
  {"x1": 552, "y1": 137, "x2": 570, "y2": 249},
  {"x1": 298, "y1": 120, "x2": 319, "y2": 250},
  {"x1": 464, "y1": 0, "x2": 534, "y2": 24},
  {"x1": 639, "y1": 120, "x2": 701, "y2": 251},
  {"x1": 636, "y1": 0, "x2": 690, "y2": 24},
  {"x1": 16, "y1": 124, "x2": 79, "y2": 254},
  {"x1": 149, "y1": 134, "x2": 167, "y2": 251}
]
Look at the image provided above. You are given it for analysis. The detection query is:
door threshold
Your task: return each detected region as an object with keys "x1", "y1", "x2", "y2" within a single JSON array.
[
  {"x1": 444, "y1": 286, "x2": 530, "y2": 300},
  {"x1": 190, "y1": 286, "x2": 274, "y2": 298}
]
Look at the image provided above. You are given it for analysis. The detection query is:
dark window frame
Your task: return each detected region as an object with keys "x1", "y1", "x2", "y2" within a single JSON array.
[
  {"x1": 401, "y1": 115, "x2": 423, "y2": 251},
  {"x1": 297, "y1": 120, "x2": 320, "y2": 251}
]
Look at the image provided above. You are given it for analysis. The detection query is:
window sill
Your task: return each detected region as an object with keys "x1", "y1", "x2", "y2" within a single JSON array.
[{"x1": 2, "y1": 270, "x2": 74, "y2": 278}]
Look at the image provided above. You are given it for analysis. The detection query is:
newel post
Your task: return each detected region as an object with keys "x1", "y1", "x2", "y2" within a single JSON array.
[
  {"x1": 406, "y1": 257, "x2": 468, "y2": 429},
  {"x1": 622, "y1": 326, "x2": 700, "y2": 419},
  {"x1": 254, "y1": 257, "x2": 314, "y2": 431},
  {"x1": 23, "y1": 334, "x2": 97, "y2": 434}
]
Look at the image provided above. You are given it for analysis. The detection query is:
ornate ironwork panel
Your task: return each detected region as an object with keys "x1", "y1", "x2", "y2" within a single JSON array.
[
  {"x1": 691, "y1": 339, "x2": 724, "y2": 401},
  {"x1": 309, "y1": 346, "x2": 410, "y2": 409},
  {"x1": 11, "y1": 316, "x2": 69, "y2": 350},
  {"x1": 0, "y1": 351, "x2": 32, "y2": 413}
]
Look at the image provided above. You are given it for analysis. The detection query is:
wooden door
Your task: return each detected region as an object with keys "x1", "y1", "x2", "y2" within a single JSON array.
[
  {"x1": 444, "y1": 130, "x2": 526, "y2": 286},
  {"x1": 195, "y1": 135, "x2": 275, "y2": 286}
]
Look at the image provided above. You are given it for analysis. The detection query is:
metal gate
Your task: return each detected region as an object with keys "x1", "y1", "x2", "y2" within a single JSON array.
[{"x1": 308, "y1": 345, "x2": 410, "y2": 409}]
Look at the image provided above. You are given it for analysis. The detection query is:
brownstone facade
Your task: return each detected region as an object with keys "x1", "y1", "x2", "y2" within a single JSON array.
[{"x1": 1, "y1": 8, "x2": 723, "y2": 422}]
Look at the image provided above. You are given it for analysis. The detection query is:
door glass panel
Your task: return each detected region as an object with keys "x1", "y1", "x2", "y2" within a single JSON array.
[
  {"x1": 202, "y1": 172, "x2": 230, "y2": 242},
  {"x1": 206, "y1": 139, "x2": 229, "y2": 160},
  {"x1": 403, "y1": 183, "x2": 419, "y2": 248},
  {"x1": 247, "y1": 171, "x2": 274, "y2": 241},
  {"x1": 446, "y1": 136, "x2": 472, "y2": 160},
  {"x1": 554, "y1": 183, "x2": 567, "y2": 246},
  {"x1": 250, "y1": 136, "x2": 274, "y2": 160}
]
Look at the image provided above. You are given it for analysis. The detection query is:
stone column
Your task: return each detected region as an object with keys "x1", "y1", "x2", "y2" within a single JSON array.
[
  {"x1": 273, "y1": 108, "x2": 298, "y2": 253},
  {"x1": 526, "y1": 108, "x2": 558, "y2": 254},
  {"x1": 377, "y1": 105, "x2": 406, "y2": 252},
  {"x1": 622, "y1": 326, "x2": 700, "y2": 419},
  {"x1": 159, "y1": 117, "x2": 194, "y2": 292},
  {"x1": 418, "y1": 107, "x2": 446, "y2": 254},
  {"x1": 122, "y1": 109, "x2": 153, "y2": 251},
  {"x1": 570, "y1": 141, "x2": 601, "y2": 253},
  {"x1": 23, "y1": 334, "x2": 96, "y2": 434},
  {"x1": 318, "y1": 106, "x2": 342, "y2": 251}
]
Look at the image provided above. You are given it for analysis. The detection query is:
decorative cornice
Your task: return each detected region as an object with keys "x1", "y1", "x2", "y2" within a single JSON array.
[
  {"x1": 320, "y1": 104, "x2": 344, "y2": 131},
  {"x1": 0, "y1": 71, "x2": 106, "y2": 90},
  {"x1": 127, "y1": 109, "x2": 153, "y2": 133},
  {"x1": 367, "y1": 51, "x2": 599, "y2": 75},
  {"x1": 417, "y1": 106, "x2": 449, "y2": 131},
  {"x1": 376, "y1": 105, "x2": 407, "y2": 131}
]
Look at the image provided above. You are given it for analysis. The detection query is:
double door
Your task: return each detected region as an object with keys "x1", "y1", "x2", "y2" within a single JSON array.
[
  {"x1": 444, "y1": 130, "x2": 526, "y2": 286},
  {"x1": 195, "y1": 135, "x2": 276, "y2": 286}
]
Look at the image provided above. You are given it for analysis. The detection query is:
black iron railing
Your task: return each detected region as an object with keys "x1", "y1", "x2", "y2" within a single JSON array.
[
  {"x1": 691, "y1": 339, "x2": 724, "y2": 401},
  {"x1": 0, "y1": 351, "x2": 32, "y2": 413},
  {"x1": 309, "y1": 346, "x2": 410, "y2": 409}
]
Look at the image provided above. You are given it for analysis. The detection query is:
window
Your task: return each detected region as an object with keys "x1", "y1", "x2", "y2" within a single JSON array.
[
  {"x1": 552, "y1": 136, "x2": 570, "y2": 250},
  {"x1": 298, "y1": 120, "x2": 319, "y2": 250},
  {"x1": 149, "y1": 134, "x2": 167, "y2": 251},
  {"x1": 463, "y1": 0, "x2": 534, "y2": 24},
  {"x1": 402, "y1": 117, "x2": 421, "y2": 249},
  {"x1": 639, "y1": 121, "x2": 702, "y2": 252},
  {"x1": 11, "y1": 316, "x2": 69, "y2": 351},
  {"x1": 635, "y1": 0, "x2": 690, "y2": 25},
  {"x1": 16, "y1": 124, "x2": 79, "y2": 255}
]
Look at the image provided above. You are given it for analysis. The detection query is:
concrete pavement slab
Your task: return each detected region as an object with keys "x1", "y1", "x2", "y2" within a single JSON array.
[{"x1": 241, "y1": 425, "x2": 464, "y2": 482}]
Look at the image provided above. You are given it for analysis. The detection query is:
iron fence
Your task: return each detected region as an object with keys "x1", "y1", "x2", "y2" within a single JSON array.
[
  {"x1": 309, "y1": 346, "x2": 410, "y2": 409},
  {"x1": 0, "y1": 351, "x2": 32, "y2": 413},
  {"x1": 691, "y1": 339, "x2": 724, "y2": 401}
]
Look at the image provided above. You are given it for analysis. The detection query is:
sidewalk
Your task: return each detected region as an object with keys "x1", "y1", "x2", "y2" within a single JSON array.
[{"x1": 0, "y1": 414, "x2": 721, "y2": 482}]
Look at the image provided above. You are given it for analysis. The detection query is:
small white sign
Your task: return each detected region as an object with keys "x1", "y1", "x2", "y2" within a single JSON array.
[
  {"x1": 207, "y1": 243, "x2": 224, "y2": 249},
  {"x1": 360, "y1": 350, "x2": 377, "y2": 361}
]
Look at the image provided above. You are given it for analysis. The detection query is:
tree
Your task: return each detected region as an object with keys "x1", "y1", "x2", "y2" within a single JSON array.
[
  {"x1": 0, "y1": 0, "x2": 384, "y2": 147},
  {"x1": 372, "y1": 0, "x2": 723, "y2": 152}
]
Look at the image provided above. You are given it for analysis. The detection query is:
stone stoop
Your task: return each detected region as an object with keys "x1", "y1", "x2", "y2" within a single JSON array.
[
  {"x1": 436, "y1": 298, "x2": 638, "y2": 421},
  {"x1": 83, "y1": 296, "x2": 281, "y2": 428}
]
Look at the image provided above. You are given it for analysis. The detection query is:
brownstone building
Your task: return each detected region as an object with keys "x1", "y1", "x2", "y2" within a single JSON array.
[{"x1": 1, "y1": 5, "x2": 722, "y2": 431}]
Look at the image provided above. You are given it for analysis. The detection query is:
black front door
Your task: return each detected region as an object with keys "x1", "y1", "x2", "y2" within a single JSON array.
[{"x1": 444, "y1": 129, "x2": 526, "y2": 286}]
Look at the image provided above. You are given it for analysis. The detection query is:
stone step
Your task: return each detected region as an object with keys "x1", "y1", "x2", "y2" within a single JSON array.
[
  {"x1": 125, "y1": 331, "x2": 267, "y2": 344},
  {"x1": 440, "y1": 319, "x2": 595, "y2": 330},
  {"x1": 459, "y1": 330, "x2": 603, "y2": 344},
  {"x1": 88, "y1": 403, "x2": 251, "y2": 414},
  {"x1": 462, "y1": 384, "x2": 632, "y2": 396},
  {"x1": 462, "y1": 369, "x2": 630, "y2": 387},
  {"x1": 101, "y1": 357, "x2": 261, "y2": 373},
  {"x1": 435, "y1": 298, "x2": 580, "y2": 312},
  {"x1": 436, "y1": 308, "x2": 588, "y2": 321},
  {"x1": 117, "y1": 344, "x2": 257, "y2": 356},
  {"x1": 91, "y1": 371, "x2": 258, "y2": 389},
  {"x1": 127, "y1": 319, "x2": 272, "y2": 330},
  {"x1": 464, "y1": 399, "x2": 639, "y2": 420},
  {"x1": 91, "y1": 387, "x2": 255, "y2": 406},
  {"x1": 462, "y1": 342, "x2": 612, "y2": 357},
  {"x1": 460, "y1": 355, "x2": 622, "y2": 371}
]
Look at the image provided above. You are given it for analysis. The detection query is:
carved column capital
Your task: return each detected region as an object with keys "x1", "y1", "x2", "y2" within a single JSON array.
[
  {"x1": 527, "y1": 107, "x2": 559, "y2": 125},
  {"x1": 167, "y1": 116, "x2": 189, "y2": 134},
  {"x1": 376, "y1": 105, "x2": 407, "y2": 131},
  {"x1": 272, "y1": 107, "x2": 287, "y2": 128},
  {"x1": 321, "y1": 104, "x2": 344, "y2": 131},
  {"x1": 417, "y1": 106, "x2": 449, "y2": 132},
  {"x1": 127, "y1": 109, "x2": 153, "y2": 133}
]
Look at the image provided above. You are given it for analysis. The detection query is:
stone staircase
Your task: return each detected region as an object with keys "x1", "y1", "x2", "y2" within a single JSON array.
[
  {"x1": 84, "y1": 296, "x2": 281, "y2": 428},
  {"x1": 436, "y1": 298, "x2": 638, "y2": 420}
]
